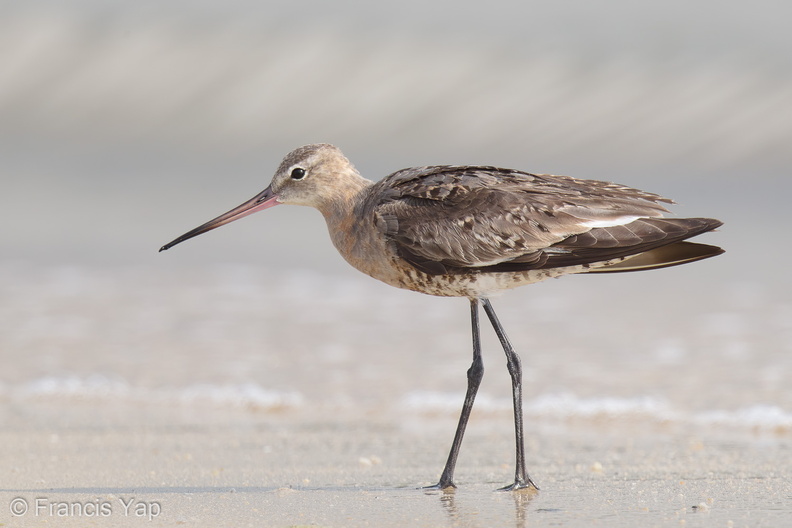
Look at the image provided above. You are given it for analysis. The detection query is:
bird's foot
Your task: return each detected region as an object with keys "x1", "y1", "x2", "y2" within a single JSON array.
[
  {"x1": 421, "y1": 480, "x2": 456, "y2": 491},
  {"x1": 497, "y1": 477, "x2": 539, "y2": 492}
]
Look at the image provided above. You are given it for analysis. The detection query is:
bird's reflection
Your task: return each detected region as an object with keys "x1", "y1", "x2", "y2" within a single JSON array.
[
  {"x1": 511, "y1": 489, "x2": 534, "y2": 527},
  {"x1": 428, "y1": 486, "x2": 536, "y2": 528}
]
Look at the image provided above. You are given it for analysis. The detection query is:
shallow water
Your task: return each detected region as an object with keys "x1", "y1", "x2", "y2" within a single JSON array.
[{"x1": 2, "y1": 262, "x2": 789, "y2": 434}]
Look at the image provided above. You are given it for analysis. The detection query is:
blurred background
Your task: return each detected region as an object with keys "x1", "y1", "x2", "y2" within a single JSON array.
[{"x1": 1, "y1": 1, "x2": 790, "y2": 431}]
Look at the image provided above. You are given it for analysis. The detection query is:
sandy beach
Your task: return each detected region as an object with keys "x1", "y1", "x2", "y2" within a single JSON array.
[
  {"x1": 2, "y1": 404, "x2": 790, "y2": 527},
  {"x1": 2, "y1": 264, "x2": 790, "y2": 527}
]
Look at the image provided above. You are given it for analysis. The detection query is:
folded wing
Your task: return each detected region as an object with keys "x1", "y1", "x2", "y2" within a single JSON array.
[{"x1": 365, "y1": 165, "x2": 722, "y2": 275}]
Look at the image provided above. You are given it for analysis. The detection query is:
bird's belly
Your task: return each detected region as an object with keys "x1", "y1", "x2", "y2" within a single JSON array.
[{"x1": 375, "y1": 263, "x2": 588, "y2": 298}]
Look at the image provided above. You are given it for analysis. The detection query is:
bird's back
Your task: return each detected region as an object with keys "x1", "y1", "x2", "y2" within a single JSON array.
[{"x1": 344, "y1": 165, "x2": 721, "y2": 295}]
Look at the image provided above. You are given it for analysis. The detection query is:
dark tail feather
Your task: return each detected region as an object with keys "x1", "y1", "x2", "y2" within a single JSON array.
[
  {"x1": 587, "y1": 241, "x2": 724, "y2": 273},
  {"x1": 539, "y1": 217, "x2": 723, "y2": 271}
]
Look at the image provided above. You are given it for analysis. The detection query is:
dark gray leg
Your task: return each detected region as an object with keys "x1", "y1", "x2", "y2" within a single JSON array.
[
  {"x1": 481, "y1": 298, "x2": 539, "y2": 491},
  {"x1": 428, "y1": 298, "x2": 485, "y2": 489}
]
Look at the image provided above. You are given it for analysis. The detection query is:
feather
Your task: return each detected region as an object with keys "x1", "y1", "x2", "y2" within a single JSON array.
[{"x1": 360, "y1": 165, "x2": 716, "y2": 275}]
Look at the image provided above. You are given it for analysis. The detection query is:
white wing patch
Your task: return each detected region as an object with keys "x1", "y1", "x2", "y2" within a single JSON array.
[{"x1": 581, "y1": 216, "x2": 643, "y2": 228}]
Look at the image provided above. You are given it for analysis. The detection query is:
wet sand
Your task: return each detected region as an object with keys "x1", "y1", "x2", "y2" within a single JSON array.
[
  {"x1": 2, "y1": 265, "x2": 790, "y2": 526},
  {"x1": 2, "y1": 401, "x2": 790, "y2": 527}
]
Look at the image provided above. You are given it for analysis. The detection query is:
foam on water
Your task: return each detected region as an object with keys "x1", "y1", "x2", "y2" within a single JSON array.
[
  {"x1": 4, "y1": 375, "x2": 303, "y2": 410},
  {"x1": 401, "y1": 390, "x2": 792, "y2": 431},
  {"x1": 174, "y1": 382, "x2": 303, "y2": 409},
  {"x1": 525, "y1": 392, "x2": 673, "y2": 419},
  {"x1": 18, "y1": 374, "x2": 130, "y2": 399},
  {"x1": 694, "y1": 405, "x2": 792, "y2": 429},
  {"x1": 4, "y1": 373, "x2": 792, "y2": 431},
  {"x1": 403, "y1": 391, "x2": 672, "y2": 418}
]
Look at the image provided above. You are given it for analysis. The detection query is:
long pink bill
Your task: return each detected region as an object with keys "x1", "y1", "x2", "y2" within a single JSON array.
[{"x1": 159, "y1": 185, "x2": 280, "y2": 252}]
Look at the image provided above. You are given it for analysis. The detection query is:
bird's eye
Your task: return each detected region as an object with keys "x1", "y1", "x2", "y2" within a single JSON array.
[{"x1": 290, "y1": 168, "x2": 306, "y2": 180}]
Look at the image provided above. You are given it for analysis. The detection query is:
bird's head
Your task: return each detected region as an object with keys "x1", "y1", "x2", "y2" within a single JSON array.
[
  {"x1": 269, "y1": 143, "x2": 365, "y2": 210},
  {"x1": 159, "y1": 143, "x2": 367, "y2": 252}
]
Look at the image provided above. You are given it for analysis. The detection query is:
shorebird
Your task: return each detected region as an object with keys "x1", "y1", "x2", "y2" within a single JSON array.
[{"x1": 160, "y1": 143, "x2": 723, "y2": 491}]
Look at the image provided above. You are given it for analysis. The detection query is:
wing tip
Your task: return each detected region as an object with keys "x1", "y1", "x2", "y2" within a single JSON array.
[{"x1": 587, "y1": 241, "x2": 724, "y2": 273}]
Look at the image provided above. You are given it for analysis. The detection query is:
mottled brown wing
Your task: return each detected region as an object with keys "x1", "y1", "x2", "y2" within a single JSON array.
[{"x1": 364, "y1": 165, "x2": 677, "y2": 274}]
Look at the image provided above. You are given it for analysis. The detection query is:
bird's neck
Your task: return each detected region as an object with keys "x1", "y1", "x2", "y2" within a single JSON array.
[
  {"x1": 316, "y1": 174, "x2": 373, "y2": 224},
  {"x1": 318, "y1": 175, "x2": 380, "y2": 275}
]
